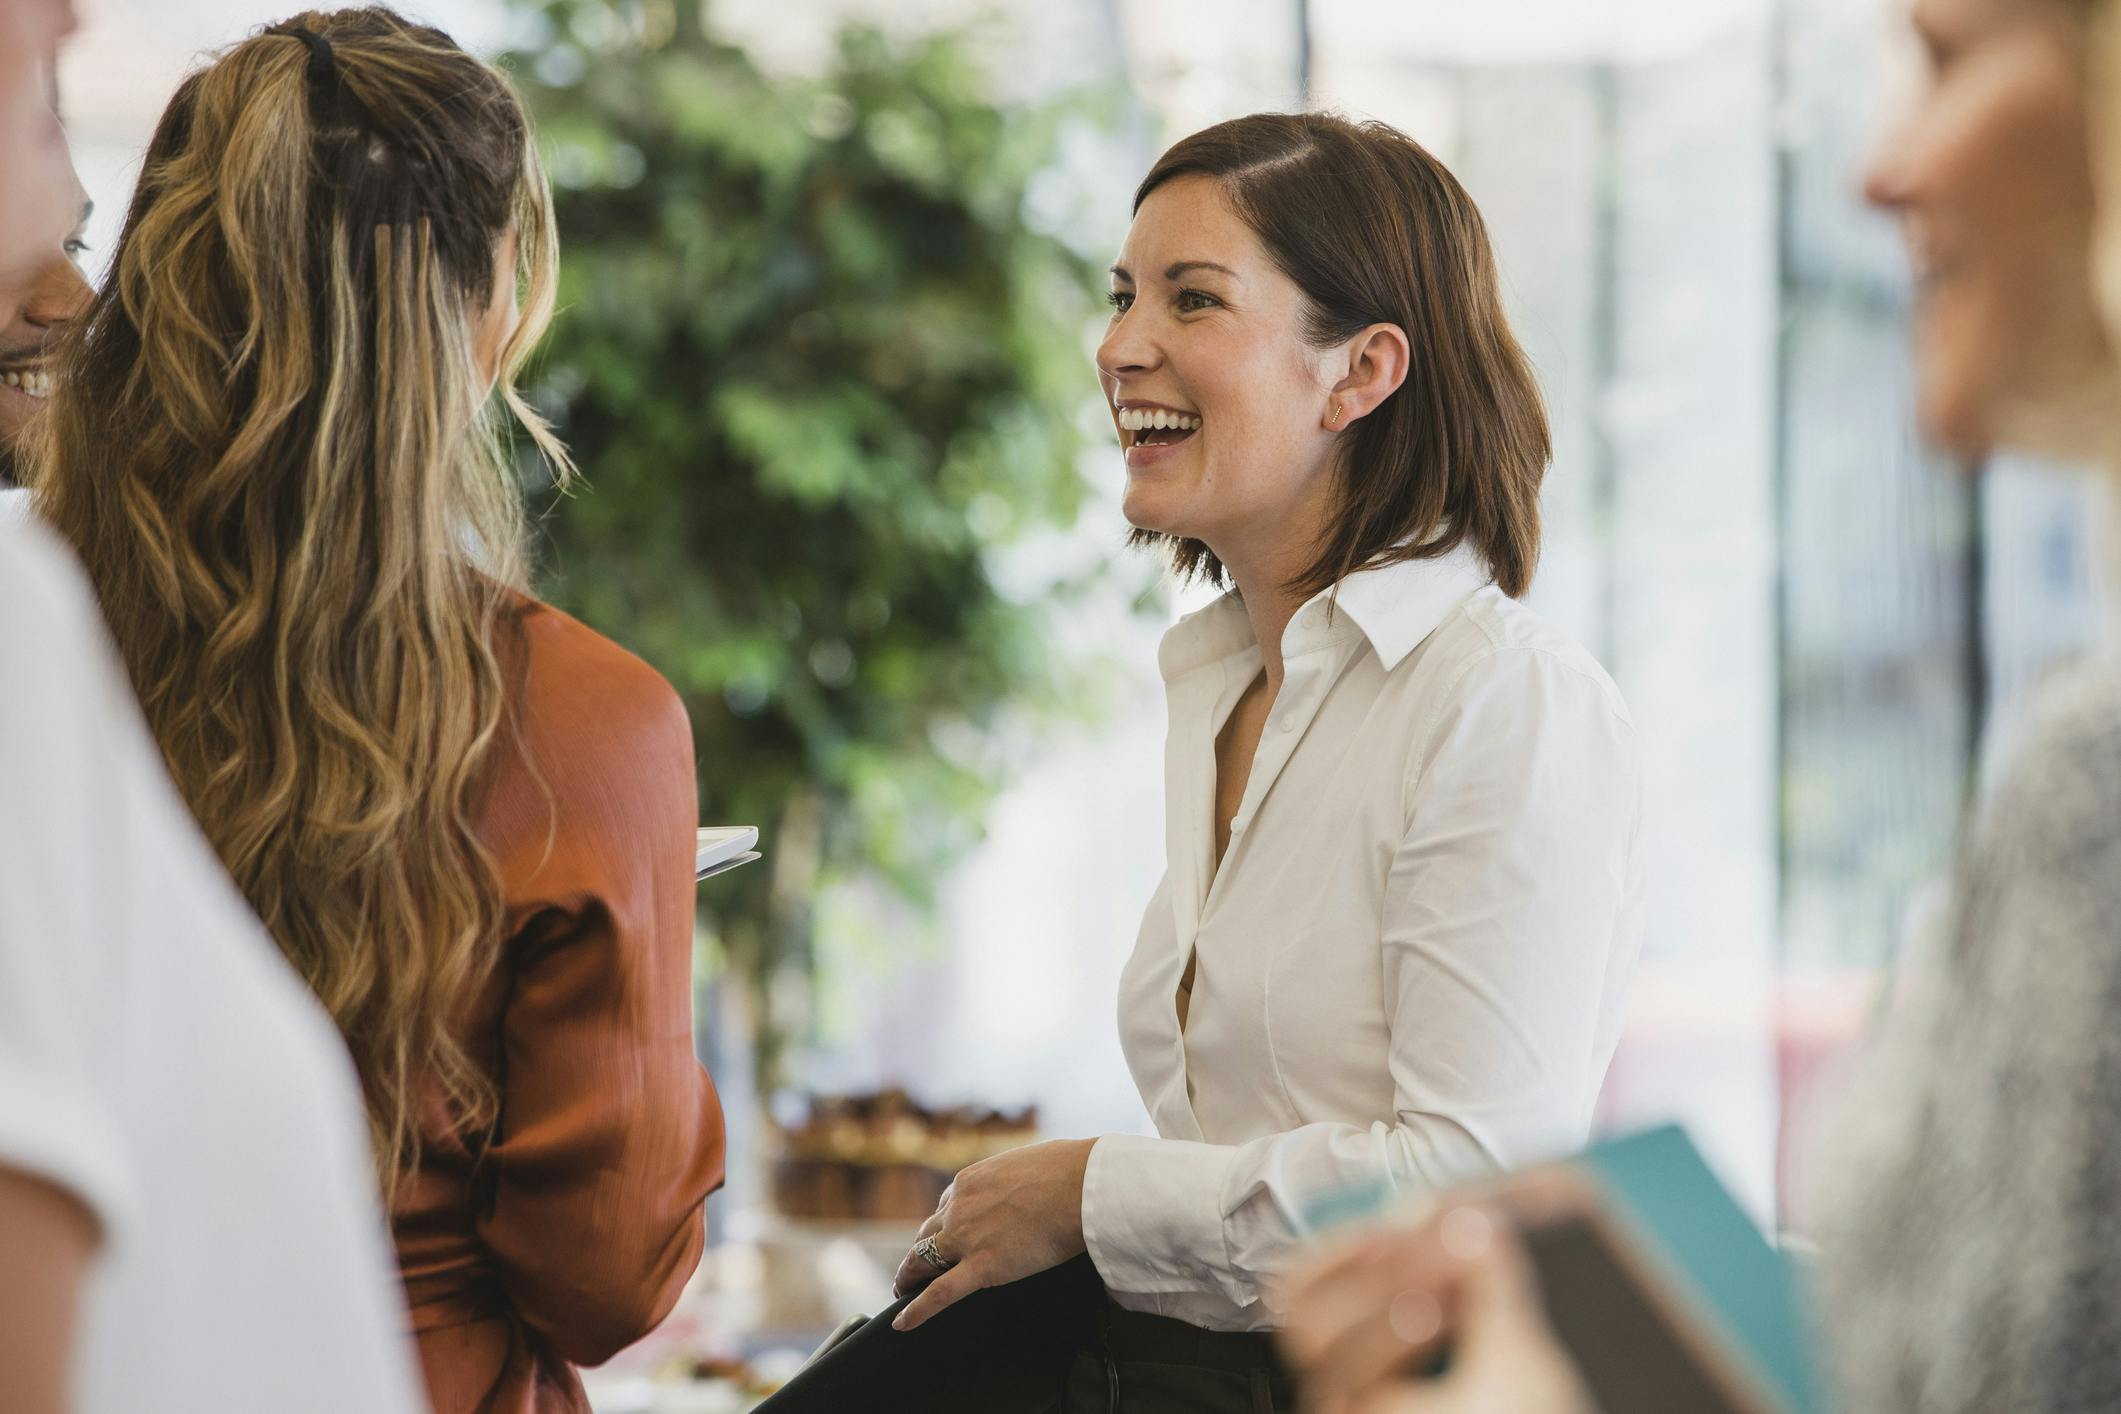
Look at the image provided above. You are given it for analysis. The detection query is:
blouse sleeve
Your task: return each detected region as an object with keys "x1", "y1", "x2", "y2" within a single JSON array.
[
  {"x1": 474, "y1": 629, "x2": 726, "y2": 1365},
  {"x1": 1085, "y1": 645, "x2": 1642, "y2": 1309}
]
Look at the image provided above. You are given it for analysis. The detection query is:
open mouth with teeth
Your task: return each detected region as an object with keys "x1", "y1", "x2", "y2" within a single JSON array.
[
  {"x1": 1116, "y1": 405, "x2": 1202, "y2": 449},
  {"x1": 0, "y1": 366, "x2": 54, "y2": 399}
]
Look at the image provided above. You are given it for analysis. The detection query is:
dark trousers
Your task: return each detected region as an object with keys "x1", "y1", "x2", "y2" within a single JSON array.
[
  {"x1": 1063, "y1": 1300, "x2": 1296, "y2": 1413},
  {"x1": 755, "y1": 1257, "x2": 1295, "y2": 1413}
]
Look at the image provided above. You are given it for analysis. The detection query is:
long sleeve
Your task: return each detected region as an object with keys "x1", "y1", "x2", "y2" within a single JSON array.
[
  {"x1": 1814, "y1": 662, "x2": 2121, "y2": 1414},
  {"x1": 1086, "y1": 644, "x2": 1642, "y2": 1311},
  {"x1": 473, "y1": 616, "x2": 727, "y2": 1367}
]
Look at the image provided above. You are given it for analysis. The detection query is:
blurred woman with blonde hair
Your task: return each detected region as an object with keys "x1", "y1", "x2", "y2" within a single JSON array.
[{"x1": 27, "y1": 10, "x2": 724, "y2": 1412}]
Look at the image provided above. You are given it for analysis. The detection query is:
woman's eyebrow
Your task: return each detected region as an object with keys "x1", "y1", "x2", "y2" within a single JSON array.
[{"x1": 1108, "y1": 260, "x2": 1240, "y2": 284}]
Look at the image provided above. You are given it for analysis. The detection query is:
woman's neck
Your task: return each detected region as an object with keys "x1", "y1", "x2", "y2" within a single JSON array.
[
  {"x1": 1207, "y1": 475, "x2": 1341, "y2": 692},
  {"x1": 1219, "y1": 543, "x2": 1315, "y2": 693}
]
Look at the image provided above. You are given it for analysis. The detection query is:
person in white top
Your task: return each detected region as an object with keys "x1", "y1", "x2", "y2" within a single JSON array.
[
  {"x1": 0, "y1": 512, "x2": 432, "y2": 1414},
  {"x1": 889, "y1": 111, "x2": 1643, "y2": 1409},
  {"x1": 0, "y1": 10, "x2": 426, "y2": 1412}
]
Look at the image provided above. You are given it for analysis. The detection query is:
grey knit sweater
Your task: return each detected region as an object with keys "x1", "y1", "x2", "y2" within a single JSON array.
[{"x1": 1815, "y1": 657, "x2": 2121, "y2": 1414}]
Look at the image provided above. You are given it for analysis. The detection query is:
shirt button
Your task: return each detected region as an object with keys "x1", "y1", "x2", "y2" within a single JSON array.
[
  {"x1": 1231, "y1": 817, "x2": 1247, "y2": 834},
  {"x1": 1279, "y1": 716, "x2": 1296, "y2": 732}
]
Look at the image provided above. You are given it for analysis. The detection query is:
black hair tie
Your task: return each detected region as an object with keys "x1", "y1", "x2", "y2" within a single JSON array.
[{"x1": 271, "y1": 23, "x2": 336, "y2": 83}]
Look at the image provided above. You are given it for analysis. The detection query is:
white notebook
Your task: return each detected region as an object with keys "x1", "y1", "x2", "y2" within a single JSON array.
[{"x1": 696, "y1": 826, "x2": 761, "y2": 882}]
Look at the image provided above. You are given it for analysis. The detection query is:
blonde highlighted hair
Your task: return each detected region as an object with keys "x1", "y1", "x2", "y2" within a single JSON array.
[{"x1": 29, "y1": 6, "x2": 571, "y2": 1202}]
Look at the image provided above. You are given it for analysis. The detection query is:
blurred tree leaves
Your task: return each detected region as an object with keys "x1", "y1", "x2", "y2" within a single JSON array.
[{"x1": 504, "y1": 0, "x2": 1116, "y2": 1087}]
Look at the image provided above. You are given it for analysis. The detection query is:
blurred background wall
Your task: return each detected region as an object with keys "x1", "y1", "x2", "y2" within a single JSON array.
[{"x1": 56, "y1": 0, "x2": 2118, "y2": 1254}]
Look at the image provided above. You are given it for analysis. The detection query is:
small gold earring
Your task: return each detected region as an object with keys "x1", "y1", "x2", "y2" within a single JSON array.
[{"x1": 1328, "y1": 403, "x2": 1342, "y2": 427}]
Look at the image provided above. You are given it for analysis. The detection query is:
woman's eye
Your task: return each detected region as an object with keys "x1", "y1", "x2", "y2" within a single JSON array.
[
  {"x1": 1106, "y1": 290, "x2": 1133, "y2": 313},
  {"x1": 63, "y1": 238, "x2": 90, "y2": 259},
  {"x1": 1176, "y1": 289, "x2": 1219, "y2": 313}
]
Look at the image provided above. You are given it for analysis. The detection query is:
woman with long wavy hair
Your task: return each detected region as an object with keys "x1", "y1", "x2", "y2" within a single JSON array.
[{"x1": 26, "y1": 10, "x2": 725, "y2": 1412}]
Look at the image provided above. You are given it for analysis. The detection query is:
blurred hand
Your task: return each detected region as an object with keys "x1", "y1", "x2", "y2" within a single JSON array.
[
  {"x1": 1276, "y1": 1205, "x2": 1593, "y2": 1414},
  {"x1": 889, "y1": 1137, "x2": 1095, "y2": 1331}
]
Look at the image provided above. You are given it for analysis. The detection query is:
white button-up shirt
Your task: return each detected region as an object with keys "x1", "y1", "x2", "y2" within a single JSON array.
[{"x1": 1082, "y1": 545, "x2": 1645, "y2": 1331}]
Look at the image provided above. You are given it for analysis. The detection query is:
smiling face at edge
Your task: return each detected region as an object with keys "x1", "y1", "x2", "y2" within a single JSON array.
[
  {"x1": 1867, "y1": 0, "x2": 2115, "y2": 461},
  {"x1": 0, "y1": 163, "x2": 89, "y2": 446}
]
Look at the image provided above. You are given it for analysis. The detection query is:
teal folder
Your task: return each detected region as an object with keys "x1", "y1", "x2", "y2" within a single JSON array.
[{"x1": 1579, "y1": 1125, "x2": 1824, "y2": 1414}]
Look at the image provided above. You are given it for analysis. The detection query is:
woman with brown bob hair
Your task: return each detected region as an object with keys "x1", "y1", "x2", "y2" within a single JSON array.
[
  {"x1": 26, "y1": 9, "x2": 724, "y2": 1413},
  {"x1": 873, "y1": 112, "x2": 1645, "y2": 1411}
]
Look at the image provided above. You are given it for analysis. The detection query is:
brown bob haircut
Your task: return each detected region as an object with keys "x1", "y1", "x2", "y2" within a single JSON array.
[{"x1": 1131, "y1": 112, "x2": 1550, "y2": 600}]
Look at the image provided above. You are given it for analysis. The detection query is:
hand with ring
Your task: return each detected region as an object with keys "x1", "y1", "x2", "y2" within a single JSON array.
[
  {"x1": 892, "y1": 1182, "x2": 958, "y2": 1302},
  {"x1": 887, "y1": 1138, "x2": 1096, "y2": 1331}
]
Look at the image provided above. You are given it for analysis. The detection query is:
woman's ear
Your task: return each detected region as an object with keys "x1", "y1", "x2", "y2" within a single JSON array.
[{"x1": 1324, "y1": 323, "x2": 1411, "y2": 428}]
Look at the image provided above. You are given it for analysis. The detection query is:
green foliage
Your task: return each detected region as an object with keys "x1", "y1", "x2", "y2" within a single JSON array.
[{"x1": 504, "y1": 0, "x2": 1115, "y2": 1084}]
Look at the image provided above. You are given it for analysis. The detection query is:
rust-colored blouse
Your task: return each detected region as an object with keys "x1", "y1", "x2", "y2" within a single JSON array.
[{"x1": 394, "y1": 601, "x2": 726, "y2": 1414}]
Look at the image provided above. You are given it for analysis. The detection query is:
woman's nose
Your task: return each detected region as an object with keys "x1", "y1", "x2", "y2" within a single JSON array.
[
  {"x1": 1095, "y1": 308, "x2": 1159, "y2": 382},
  {"x1": 1862, "y1": 110, "x2": 1920, "y2": 213}
]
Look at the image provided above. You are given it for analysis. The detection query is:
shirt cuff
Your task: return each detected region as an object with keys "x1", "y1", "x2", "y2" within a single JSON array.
[{"x1": 1083, "y1": 1132, "x2": 1242, "y2": 1300}]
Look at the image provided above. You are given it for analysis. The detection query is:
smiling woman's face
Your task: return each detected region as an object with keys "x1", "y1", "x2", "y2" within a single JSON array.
[
  {"x1": 1866, "y1": 0, "x2": 2113, "y2": 460},
  {"x1": 1095, "y1": 175, "x2": 1345, "y2": 568}
]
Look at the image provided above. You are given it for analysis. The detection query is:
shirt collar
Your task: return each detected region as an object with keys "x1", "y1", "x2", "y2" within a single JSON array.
[
  {"x1": 1157, "y1": 540, "x2": 1494, "y2": 682},
  {"x1": 1157, "y1": 590, "x2": 1256, "y2": 682},
  {"x1": 1329, "y1": 541, "x2": 1494, "y2": 671}
]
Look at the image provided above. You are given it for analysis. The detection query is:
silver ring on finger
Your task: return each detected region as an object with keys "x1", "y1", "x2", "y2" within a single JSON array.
[{"x1": 912, "y1": 1235, "x2": 954, "y2": 1272}]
